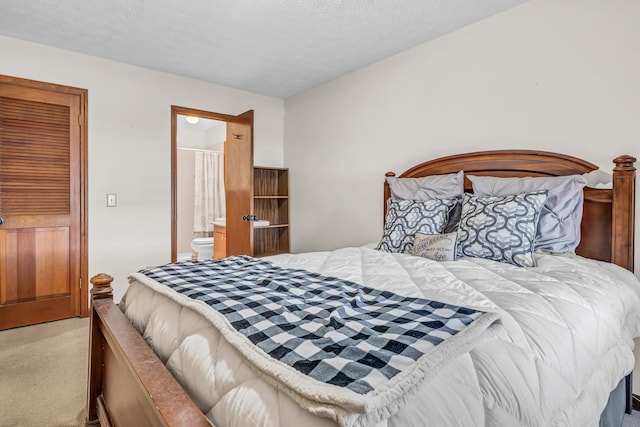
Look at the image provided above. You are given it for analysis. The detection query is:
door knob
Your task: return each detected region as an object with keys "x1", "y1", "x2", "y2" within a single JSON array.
[{"x1": 0, "y1": 218, "x2": 4, "y2": 225}]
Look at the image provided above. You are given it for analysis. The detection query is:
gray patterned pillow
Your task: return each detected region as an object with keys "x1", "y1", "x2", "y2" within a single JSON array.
[
  {"x1": 377, "y1": 198, "x2": 456, "y2": 254},
  {"x1": 468, "y1": 175, "x2": 587, "y2": 254},
  {"x1": 387, "y1": 171, "x2": 464, "y2": 233},
  {"x1": 456, "y1": 191, "x2": 548, "y2": 267}
]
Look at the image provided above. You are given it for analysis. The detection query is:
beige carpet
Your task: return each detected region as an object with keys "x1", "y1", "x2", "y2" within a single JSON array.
[
  {"x1": 0, "y1": 317, "x2": 89, "y2": 427},
  {"x1": 1, "y1": 317, "x2": 640, "y2": 427}
]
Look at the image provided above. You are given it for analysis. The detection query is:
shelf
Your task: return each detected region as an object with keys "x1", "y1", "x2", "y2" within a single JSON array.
[
  {"x1": 253, "y1": 197, "x2": 288, "y2": 227},
  {"x1": 253, "y1": 166, "x2": 290, "y2": 257},
  {"x1": 253, "y1": 167, "x2": 289, "y2": 197},
  {"x1": 253, "y1": 226, "x2": 289, "y2": 258},
  {"x1": 253, "y1": 196, "x2": 288, "y2": 199}
]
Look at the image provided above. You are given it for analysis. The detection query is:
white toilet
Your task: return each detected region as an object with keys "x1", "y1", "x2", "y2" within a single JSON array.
[{"x1": 191, "y1": 237, "x2": 214, "y2": 260}]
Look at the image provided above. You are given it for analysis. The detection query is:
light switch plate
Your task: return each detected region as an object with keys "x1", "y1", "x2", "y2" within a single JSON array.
[{"x1": 107, "y1": 193, "x2": 117, "y2": 207}]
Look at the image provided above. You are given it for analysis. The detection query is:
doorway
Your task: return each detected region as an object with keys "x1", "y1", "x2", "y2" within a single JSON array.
[
  {"x1": 171, "y1": 106, "x2": 254, "y2": 262},
  {"x1": 0, "y1": 75, "x2": 88, "y2": 330},
  {"x1": 175, "y1": 115, "x2": 226, "y2": 261}
]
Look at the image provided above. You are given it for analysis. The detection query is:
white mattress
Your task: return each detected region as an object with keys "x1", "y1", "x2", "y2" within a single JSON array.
[{"x1": 121, "y1": 247, "x2": 640, "y2": 427}]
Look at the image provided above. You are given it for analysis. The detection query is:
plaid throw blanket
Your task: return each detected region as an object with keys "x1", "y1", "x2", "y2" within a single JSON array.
[{"x1": 131, "y1": 256, "x2": 502, "y2": 426}]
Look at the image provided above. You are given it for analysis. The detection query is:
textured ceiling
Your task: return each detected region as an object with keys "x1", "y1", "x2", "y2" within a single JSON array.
[{"x1": 0, "y1": 0, "x2": 528, "y2": 98}]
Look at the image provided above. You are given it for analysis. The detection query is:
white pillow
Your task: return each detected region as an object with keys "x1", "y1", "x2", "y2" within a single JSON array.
[{"x1": 386, "y1": 171, "x2": 464, "y2": 200}]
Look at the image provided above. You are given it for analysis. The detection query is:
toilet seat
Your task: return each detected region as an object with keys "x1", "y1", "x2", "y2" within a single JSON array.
[{"x1": 192, "y1": 237, "x2": 214, "y2": 245}]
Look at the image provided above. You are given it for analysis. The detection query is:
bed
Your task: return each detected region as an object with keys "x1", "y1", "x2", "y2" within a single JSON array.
[{"x1": 85, "y1": 150, "x2": 638, "y2": 427}]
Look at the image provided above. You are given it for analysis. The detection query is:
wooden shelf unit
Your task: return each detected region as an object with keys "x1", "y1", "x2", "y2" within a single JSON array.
[{"x1": 253, "y1": 167, "x2": 290, "y2": 257}]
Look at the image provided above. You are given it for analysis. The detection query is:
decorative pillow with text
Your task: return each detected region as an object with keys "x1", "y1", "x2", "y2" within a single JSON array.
[{"x1": 413, "y1": 232, "x2": 457, "y2": 261}]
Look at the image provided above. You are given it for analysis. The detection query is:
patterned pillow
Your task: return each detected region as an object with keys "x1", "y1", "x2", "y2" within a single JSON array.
[
  {"x1": 376, "y1": 198, "x2": 455, "y2": 254},
  {"x1": 456, "y1": 191, "x2": 548, "y2": 267},
  {"x1": 413, "y1": 232, "x2": 458, "y2": 261},
  {"x1": 387, "y1": 171, "x2": 464, "y2": 233},
  {"x1": 468, "y1": 175, "x2": 587, "y2": 254}
]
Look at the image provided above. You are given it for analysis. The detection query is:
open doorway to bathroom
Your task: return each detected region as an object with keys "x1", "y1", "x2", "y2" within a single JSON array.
[
  {"x1": 175, "y1": 114, "x2": 226, "y2": 261},
  {"x1": 171, "y1": 106, "x2": 255, "y2": 262},
  {"x1": 171, "y1": 106, "x2": 231, "y2": 262}
]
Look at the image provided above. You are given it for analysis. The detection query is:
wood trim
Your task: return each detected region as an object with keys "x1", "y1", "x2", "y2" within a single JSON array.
[
  {"x1": 0, "y1": 74, "x2": 88, "y2": 95},
  {"x1": 79, "y1": 82, "x2": 89, "y2": 317},
  {"x1": 171, "y1": 108, "x2": 177, "y2": 262},
  {"x1": 172, "y1": 105, "x2": 236, "y2": 122}
]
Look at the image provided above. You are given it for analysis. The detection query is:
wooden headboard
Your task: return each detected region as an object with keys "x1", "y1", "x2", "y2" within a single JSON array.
[{"x1": 383, "y1": 150, "x2": 636, "y2": 272}]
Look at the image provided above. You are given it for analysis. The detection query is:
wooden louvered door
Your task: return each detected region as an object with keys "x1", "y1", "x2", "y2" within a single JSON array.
[{"x1": 0, "y1": 77, "x2": 86, "y2": 330}]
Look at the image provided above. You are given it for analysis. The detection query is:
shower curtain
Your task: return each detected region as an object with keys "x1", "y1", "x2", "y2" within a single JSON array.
[{"x1": 194, "y1": 151, "x2": 225, "y2": 235}]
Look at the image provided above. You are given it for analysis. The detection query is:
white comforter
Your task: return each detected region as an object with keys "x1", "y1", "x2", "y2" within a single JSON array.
[{"x1": 121, "y1": 247, "x2": 640, "y2": 427}]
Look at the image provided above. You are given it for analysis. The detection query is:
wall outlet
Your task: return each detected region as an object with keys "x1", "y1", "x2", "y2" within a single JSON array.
[{"x1": 107, "y1": 193, "x2": 117, "y2": 207}]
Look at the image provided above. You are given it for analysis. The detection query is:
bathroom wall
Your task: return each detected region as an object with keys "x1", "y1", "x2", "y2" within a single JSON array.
[{"x1": 205, "y1": 123, "x2": 226, "y2": 152}]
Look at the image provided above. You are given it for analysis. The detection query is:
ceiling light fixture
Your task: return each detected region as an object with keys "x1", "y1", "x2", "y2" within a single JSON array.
[{"x1": 185, "y1": 116, "x2": 200, "y2": 124}]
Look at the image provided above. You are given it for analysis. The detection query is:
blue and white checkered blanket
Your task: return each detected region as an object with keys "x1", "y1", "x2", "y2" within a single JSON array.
[{"x1": 133, "y1": 256, "x2": 501, "y2": 423}]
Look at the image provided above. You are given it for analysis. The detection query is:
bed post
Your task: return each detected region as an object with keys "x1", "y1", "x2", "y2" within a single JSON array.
[
  {"x1": 612, "y1": 155, "x2": 636, "y2": 273},
  {"x1": 85, "y1": 273, "x2": 114, "y2": 426},
  {"x1": 383, "y1": 172, "x2": 395, "y2": 223},
  {"x1": 612, "y1": 155, "x2": 637, "y2": 415}
]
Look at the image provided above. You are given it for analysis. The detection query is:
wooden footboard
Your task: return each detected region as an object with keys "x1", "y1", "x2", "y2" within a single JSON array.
[{"x1": 85, "y1": 274, "x2": 211, "y2": 427}]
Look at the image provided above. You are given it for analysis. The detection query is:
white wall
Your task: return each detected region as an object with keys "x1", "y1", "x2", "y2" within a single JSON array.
[
  {"x1": 205, "y1": 123, "x2": 227, "y2": 150},
  {"x1": 0, "y1": 35, "x2": 284, "y2": 301},
  {"x1": 284, "y1": 0, "x2": 640, "y2": 276},
  {"x1": 284, "y1": 0, "x2": 640, "y2": 394}
]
